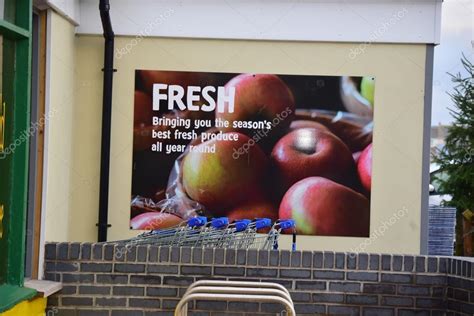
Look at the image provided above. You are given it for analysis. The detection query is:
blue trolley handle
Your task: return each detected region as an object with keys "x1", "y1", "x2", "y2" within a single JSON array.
[
  {"x1": 211, "y1": 217, "x2": 229, "y2": 229},
  {"x1": 255, "y1": 218, "x2": 272, "y2": 230},
  {"x1": 187, "y1": 216, "x2": 207, "y2": 227},
  {"x1": 278, "y1": 219, "x2": 295, "y2": 230},
  {"x1": 279, "y1": 219, "x2": 297, "y2": 252},
  {"x1": 273, "y1": 219, "x2": 297, "y2": 251},
  {"x1": 234, "y1": 219, "x2": 251, "y2": 232}
]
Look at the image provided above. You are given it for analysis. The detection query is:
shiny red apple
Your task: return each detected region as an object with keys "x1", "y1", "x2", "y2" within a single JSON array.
[
  {"x1": 295, "y1": 109, "x2": 372, "y2": 152},
  {"x1": 216, "y1": 74, "x2": 295, "y2": 138},
  {"x1": 271, "y1": 128, "x2": 357, "y2": 192},
  {"x1": 357, "y1": 143, "x2": 372, "y2": 193},
  {"x1": 279, "y1": 177, "x2": 370, "y2": 236}
]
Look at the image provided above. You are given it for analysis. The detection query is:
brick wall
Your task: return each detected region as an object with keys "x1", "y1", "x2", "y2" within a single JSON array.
[{"x1": 44, "y1": 242, "x2": 474, "y2": 316}]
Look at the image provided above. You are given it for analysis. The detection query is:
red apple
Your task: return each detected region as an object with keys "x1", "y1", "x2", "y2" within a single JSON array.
[
  {"x1": 271, "y1": 128, "x2": 357, "y2": 192},
  {"x1": 130, "y1": 212, "x2": 183, "y2": 230},
  {"x1": 182, "y1": 132, "x2": 268, "y2": 213},
  {"x1": 279, "y1": 177, "x2": 370, "y2": 236},
  {"x1": 357, "y1": 143, "x2": 372, "y2": 193},
  {"x1": 289, "y1": 120, "x2": 330, "y2": 133},
  {"x1": 216, "y1": 74, "x2": 295, "y2": 139},
  {"x1": 225, "y1": 198, "x2": 278, "y2": 223},
  {"x1": 294, "y1": 109, "x2": 372, "y2": 152},
  {"x1": 134, "y1": 90, "x2": 153, "y2": 127}
]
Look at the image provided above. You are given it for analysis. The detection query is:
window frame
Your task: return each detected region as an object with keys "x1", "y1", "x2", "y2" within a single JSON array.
[{"x1": 0, "y1": 0, "x2": 35, "y2": 311}]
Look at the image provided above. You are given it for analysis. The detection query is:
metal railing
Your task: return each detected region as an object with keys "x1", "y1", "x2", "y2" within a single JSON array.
[{"x1": 175, "y1": 280, "x2": 295, "y2": 316}]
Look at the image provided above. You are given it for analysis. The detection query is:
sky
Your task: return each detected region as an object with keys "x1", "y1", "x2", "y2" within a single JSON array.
[{"x1": 431, "y1": 0, "x2": 473, "y2": 126}]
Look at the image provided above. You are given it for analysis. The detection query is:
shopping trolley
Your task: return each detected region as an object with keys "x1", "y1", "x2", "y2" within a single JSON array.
[
  {"x1": 247, "y1": 219, "x2": 296, "y2": 250},
  {"x1": 112, "y1": 214, "x2": 296, "y2": 251}
]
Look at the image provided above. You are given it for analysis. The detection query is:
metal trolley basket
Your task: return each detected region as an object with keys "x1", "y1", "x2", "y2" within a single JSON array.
[{"x1": 113, "y1": 216, "x2": 296, "y2": 251}]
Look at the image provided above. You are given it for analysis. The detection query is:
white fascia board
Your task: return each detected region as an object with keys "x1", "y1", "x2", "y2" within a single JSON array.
[
  {"x1": 77, "y1": 0, "x2": 442, "y2": 44},
  {"x1": 35, "y1": 0, "x2": 81, "y2": 26}
]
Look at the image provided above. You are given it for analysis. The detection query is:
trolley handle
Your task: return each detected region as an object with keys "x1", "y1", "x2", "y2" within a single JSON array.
[
  {"x1": 278, "y1": 219, "x2": 295, "y2": 230},
  {"x1": 187, "y1": 216, "x2": 207, "y2": 227},
  {"x1": 255, "y1": 218, "x2": 272, "y2": 230},
  {"x1": 211, "y1": 217, "x2": 229, "y2": 229},
  {"x1": 234, "y1": 219, "x2": 251, "y2": 232}
]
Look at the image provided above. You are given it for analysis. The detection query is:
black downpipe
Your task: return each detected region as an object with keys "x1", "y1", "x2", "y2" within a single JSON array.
[{"x1": 97, "y1": 0, "x2": 115, "y2": 242}]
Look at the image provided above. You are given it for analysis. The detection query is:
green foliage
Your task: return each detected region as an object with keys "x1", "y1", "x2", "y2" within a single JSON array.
[{"x1": 433, "y1": 55, "x2": 474, "y2": 212}]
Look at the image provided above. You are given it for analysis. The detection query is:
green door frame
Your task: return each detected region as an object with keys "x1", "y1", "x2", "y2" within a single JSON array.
[{"x1": 0, "y1": 0, "x2": 36, "y2": 312}]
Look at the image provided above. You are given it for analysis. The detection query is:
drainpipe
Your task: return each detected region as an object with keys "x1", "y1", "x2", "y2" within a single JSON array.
[{"x1": 97, "y1": 0, "x2": 115, "y2": 242}]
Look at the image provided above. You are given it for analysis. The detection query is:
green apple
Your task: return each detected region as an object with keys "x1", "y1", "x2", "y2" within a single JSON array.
[{"x1": 360, "y1": 76, "x2": 375, "y2": 107}]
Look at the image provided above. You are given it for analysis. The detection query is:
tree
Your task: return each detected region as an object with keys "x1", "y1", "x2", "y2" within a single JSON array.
[{"x1": 433, "y1": 55, "x2": 474, "y2": 256}]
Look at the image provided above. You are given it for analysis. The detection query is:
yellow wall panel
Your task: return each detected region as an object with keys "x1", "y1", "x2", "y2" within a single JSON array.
[
  {"x1": 44, "y1": 14, "x2": 429, "y2": 254},
  {"x1": 0, "y1": 297, "x2": 47, "y2": 316}
]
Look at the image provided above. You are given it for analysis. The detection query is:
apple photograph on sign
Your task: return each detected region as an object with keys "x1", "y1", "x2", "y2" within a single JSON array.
[{"x1": 131, "y1": 70, "x2": 374, "y2": 237}]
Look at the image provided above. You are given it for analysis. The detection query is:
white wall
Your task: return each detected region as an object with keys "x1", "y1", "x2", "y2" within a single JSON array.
[
  {"x1": 77, "y1": 0, "x2": 442, "y2": 44},
  {"x1": 34, "y1": 0, "x2": 80, "y2": 25}
]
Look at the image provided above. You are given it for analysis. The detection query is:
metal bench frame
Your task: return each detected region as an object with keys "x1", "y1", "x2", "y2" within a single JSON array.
[{"x1": 175, "y1": 280, "x2": 295, "y2": 316}]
